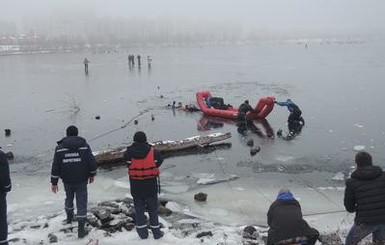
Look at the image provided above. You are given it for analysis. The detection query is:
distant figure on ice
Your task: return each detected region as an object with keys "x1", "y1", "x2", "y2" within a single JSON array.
[
  {"x1": 128, "y1": 54, "x2": 135, "y2": 67},
  {"x1": 83, "y1": 58, "x2": 90, "y2": 75},
  {"x1": 275, "y1": 99, "x2": 304, "y2": 136},
  {"x1": 50, "y1": 125, "x2": 97, "y2": 239},
  {"x1": 137, "y1": 55, "x2": 141, "y2": 68},
  {"x1": 344, "y1": 151, "x2": 385, "y2": 245},
  {"x1": 267, "y1": 188, "x2": 319, "y2": 245},
  {"x1": 0, "y1": 149, "x2": 12, "y2": 245},
  {"x1": 147, "y1": 56, "x2": 152, "y2": 68},
  {"x1": 124, "y1": 131, "x2": 164, "y2": 240}
]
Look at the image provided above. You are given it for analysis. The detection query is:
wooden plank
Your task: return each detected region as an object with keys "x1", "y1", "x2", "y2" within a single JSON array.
[{"x1": 95, "y1": 132, "x2": 231, "y2": 165}]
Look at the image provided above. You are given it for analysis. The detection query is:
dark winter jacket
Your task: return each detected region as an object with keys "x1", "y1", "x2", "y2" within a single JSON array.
[
  {"x1": 344, "y1": 165, "x2": 385, "y2": 225},
  {"x1": 238, "y1": 102, "x2": 255, "y2": 114},
  {"x1": 123, "y1": 142, "x2": 163, "y2": 198},
  {"x1": 267, "y1": 194, "x2": 319, "y2": 245},
  {"x1": 0, "y1": 150, "x2": 11, "y2": 193},
  {"x1": 50, "y1": 136, "x2": 97, "y2": 185}
]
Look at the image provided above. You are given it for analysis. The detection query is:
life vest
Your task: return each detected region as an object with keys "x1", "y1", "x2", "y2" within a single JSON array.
[{"x1": 128, "y1": 147, "x2": 159, "y2": 180}]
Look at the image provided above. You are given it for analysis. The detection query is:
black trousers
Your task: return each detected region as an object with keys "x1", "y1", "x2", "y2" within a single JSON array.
[
  {"x1": 0, "y1": 193, "x2": 8, "y2": 245},
  {"x1": 64, "y1": 182, "x2": 88, "y2": 222},
  {"x1": 133, "y1": 196, "x2": 163, "y2": 239}
]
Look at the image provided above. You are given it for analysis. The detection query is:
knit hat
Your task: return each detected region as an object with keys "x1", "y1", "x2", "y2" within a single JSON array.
[
  {"x1": 277, "y1": 188, "x2": 294, "y2": 201},
  {"x1": 133, "y1": 131, "x2": 147, "y2": 143},
  {"x1": 66, "y1": 125, "x2": 78, "y2": 136},
  {"x1": 278, "y1": 188, "x2": 291, "y2": 195}
]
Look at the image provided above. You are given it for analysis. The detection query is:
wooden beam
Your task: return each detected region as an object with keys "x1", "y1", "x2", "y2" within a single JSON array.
[{"x1": 95, "y1": 132, "x2": 232, "y2": 165}]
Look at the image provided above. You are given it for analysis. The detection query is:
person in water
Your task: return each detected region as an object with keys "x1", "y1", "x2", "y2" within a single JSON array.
[
  {"x1": 237, "y1": 100, "x2": 258, "y2": 121},
  {"x1": 236, "y1": 100, "x2": 259, "y2": 135},
  {"x1": 275, "y1": 99, "x2": 304, "y2": 135}
]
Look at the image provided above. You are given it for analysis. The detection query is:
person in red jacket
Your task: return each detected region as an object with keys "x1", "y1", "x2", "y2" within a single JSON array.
[{"x1": 124, "y1": 131, "x2": 164, "y2": 240}]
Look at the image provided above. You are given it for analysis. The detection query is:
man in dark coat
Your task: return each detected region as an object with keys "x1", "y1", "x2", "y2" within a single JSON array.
[
  {"x1": 236, "y1": 100, "x2": 258, "y2": 135},
  {"x1": 267, "y1": 189, "x2": 319, "y2": 245},
  {"x1": 124, "y1": 131, "x2": 164, "y2": 240},
  {"x1": 344, "y1": 151, "x2": 385, "y2": 245},
  {"x1": 50, "y1": 125, "x2": 97, "y2": 239},
  {"x1": 238, "y1": 100, "x2": 257, "y2": 117},
  {"x1": 0, "y1": 149, "x2": 11, "y2": 245}
]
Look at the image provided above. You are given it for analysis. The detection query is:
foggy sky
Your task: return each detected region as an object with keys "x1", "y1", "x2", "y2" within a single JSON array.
[{"x1": 2, "y1": 0, "x2": 385, "y2": 35}]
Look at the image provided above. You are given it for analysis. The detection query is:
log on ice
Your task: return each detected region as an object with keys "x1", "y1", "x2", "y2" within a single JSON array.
[{"x1": 95, "y1": 132, "x2": 231, "y2": 165}]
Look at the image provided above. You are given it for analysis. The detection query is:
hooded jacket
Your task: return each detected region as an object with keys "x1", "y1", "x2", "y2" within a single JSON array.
[
  {"x1": 238, "y1": 102, "x2": 254, "y2": 114},
  {"x1": 123, "y1": 142, "x2": 163, "y2": 198},
  {"x1": 50, "y1": 136, "x2": 97, "y2": 185},
  {"x1": 344, "y1": 165, "x2": 385, "y2": 224},
  {"x1": 267, "y1": 192, "x2": 319, "y2": 245},
  {"x1": 0, "y1": 150, "x2": 11, "y2": 193}
]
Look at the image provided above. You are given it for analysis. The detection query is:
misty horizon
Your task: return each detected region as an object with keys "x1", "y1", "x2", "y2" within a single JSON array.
[{"x1": 1, "y1": 0, "x2": 385, "y2": 47}]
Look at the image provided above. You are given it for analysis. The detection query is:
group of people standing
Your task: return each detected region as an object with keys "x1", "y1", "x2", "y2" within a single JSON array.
[
  {"x1": 50, "y1": 126, "x2": 163, "y2": 241},
  {"x1": 1, "y1": 123, "x2": 385, "y2": 244},
  {"x1": 0, "y1": 126, "x2": 164, "y2": 244},
  {"x1": 128, "y1": 54, "x2": 141, "y2": 68},
  {"x1": 82, "y1": 54, "x2": 153, "y2": 76},
  {"x1": 128, "y1": 54, "x2": 152, "y2": 69}
]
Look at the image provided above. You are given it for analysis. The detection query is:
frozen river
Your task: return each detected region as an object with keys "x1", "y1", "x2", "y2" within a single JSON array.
[{"x1": 1, "y1": 40, "x2": 385, "y2": 226}]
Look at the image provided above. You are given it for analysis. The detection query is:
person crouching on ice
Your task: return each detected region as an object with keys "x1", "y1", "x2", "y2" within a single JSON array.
[
  {"x1": 124, "y1": 131, "x2": 164, "y2": 240},
  {"x1": 267, "y1": 188, "x2": 319, "y2": 245}
]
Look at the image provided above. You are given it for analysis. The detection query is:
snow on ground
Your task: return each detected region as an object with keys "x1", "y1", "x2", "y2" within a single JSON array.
[{"x1": 6, "y1": 168, "x2": 359, "y2": 244}]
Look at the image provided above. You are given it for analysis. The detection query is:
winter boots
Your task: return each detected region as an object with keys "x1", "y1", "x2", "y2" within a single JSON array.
[
  {"x1": 66, "y1": 212, "x2": 74, "y2": 224},
  {"x1": 152, "y1": 227, "x2": 164, "y2": 239},
  {"x1": 78, "y1": 220, "x2": 89, "y2": 239},
  {"x1": 136, "y1": 226, "x2": 164, "y2": 240},
  {"x1": 136, "y1": 226, "x2": 149, "y2": 239}
]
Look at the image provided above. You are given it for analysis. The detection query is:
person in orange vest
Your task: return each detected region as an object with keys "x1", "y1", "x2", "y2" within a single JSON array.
[{"x1": 124, "y1": 131, "x2": 164, "y2": 240}]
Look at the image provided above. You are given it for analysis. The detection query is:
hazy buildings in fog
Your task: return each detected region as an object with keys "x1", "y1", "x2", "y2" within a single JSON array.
[{"x1": 1, "y1": 0, "x2": 385, "y2": 52}]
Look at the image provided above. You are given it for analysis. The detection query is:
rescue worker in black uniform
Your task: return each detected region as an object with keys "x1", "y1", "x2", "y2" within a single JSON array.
[
  {"x1": 50, "y1": 125, "x2": 97, "y2": 239},
  {"x1": 0, "y1": 149, "x2": 11, "y2": 245},
  {"x1": 237, "y1": 100, "x2": 258, "y2": 135},
  {"x1": 275, "y1": 99, "x2": 304, "y2": 134},
  {"x1": 124, "y1": 131, "x2": 164, "y2": 240}
]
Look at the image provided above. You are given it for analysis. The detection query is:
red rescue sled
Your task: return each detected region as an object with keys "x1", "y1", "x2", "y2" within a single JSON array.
[{"x1": 196, "y1": 91, "x2": 275, "y2": 119}]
